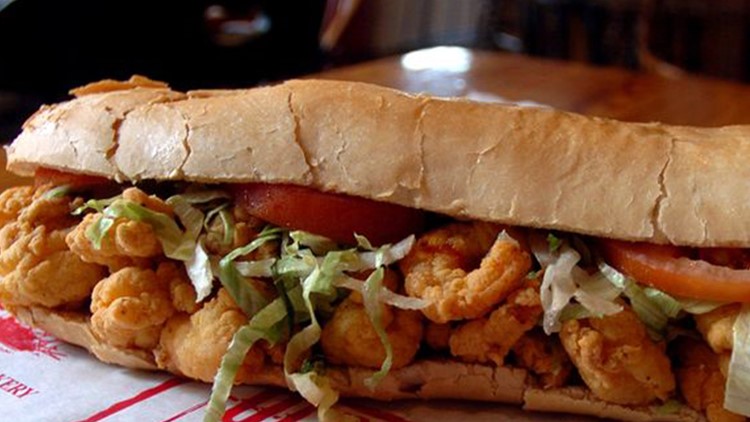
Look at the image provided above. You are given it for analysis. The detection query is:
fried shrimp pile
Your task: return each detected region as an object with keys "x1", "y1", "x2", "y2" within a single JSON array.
[
  {"x1": 90, "y1": 263, "x2": 183, "y2": 350},
  {"x1": 449, "y1": 279, "x2": 542, "y2": 366},
  {"x1": 0, "y1": 187, "x2": 105, "y2": 308},
  {"x1": 1, "y1": 175, "x2": 745, "y2": 422},
  {"x1": 560, "y1": 305, "x2": 675, "y2": 405},
  {"x1": 67, "y1": 187, "x2": 169, "y2": 271},
  {"x1": 156, "y1": 288, "x2": 277, "y2": 383},
  {"x1": 0, "y1": 186, "x2": 35, "y2": 227},
  {"x1": 320, "y1": 298, "x2": 423, "y2": 369},
  {"x1": 67, "y1": 215, "x2": 162, "y2": 271},
  {"x1": 400, "y1": 222, "x2": 532, "y2": 323}
]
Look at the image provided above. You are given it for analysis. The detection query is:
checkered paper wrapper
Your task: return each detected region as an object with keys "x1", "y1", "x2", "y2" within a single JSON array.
[{"x1": 0, "y1": 304, "x2": 594, "y2": 422}]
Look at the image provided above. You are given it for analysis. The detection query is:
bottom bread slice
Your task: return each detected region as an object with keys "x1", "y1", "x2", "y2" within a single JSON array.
[{"x1": 9, "y1": 304, "x2": 705, "y2": 422}]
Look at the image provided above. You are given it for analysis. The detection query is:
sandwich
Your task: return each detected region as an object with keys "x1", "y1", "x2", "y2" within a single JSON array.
[{"x1": 1, "y1": 75, "x2": 749, "y2": 421}]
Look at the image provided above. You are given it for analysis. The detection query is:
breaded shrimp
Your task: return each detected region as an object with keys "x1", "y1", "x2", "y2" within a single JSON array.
[
  {"x1": 559, "y1": 305, "x2": 675, "y2": 405},
  {"x1": 400, "y1": 222, "x2": 531, "y2": 323},
  {"x1": 122, "y1": 187, "x2": 174, "y2": 216},
  {"x1": 0, "y1": 186, "x2": 35, "y2": 228},
  {"x1": 674, "y1": 337, "x2": 744, "y2": 422},
  {"x1": 695, "y1": 304, "x2": 740, "y2": 354},
  {"x1": 449, "y1": 279, "x2": 542, "y2": 366},
  {"x1": 0, "y1": 222, "x2": 105, "y2": 308},
  {"x1": 66, "y1": 213, "x2": 162, "y2": 270},
  {"x1": 90, "y1": 264, "x2": 178, "y2": 349},
  {"x1": 155, "y1": 289, "x2": 267, "y2": 383},
  {"x1": 512, "y1": 330, "x2": 572, "y2": 389},
  {"x1": 165, "y1": 263, "x2": 199, "y2": 314},
  {"x1": 320, "y1": 298, "x2": 423, "y2": 370}
]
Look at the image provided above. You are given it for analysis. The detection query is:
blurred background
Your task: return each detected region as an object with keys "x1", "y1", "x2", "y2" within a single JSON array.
[{"x1": 1, "y1": 0, "x2": 749, "y2": 140}]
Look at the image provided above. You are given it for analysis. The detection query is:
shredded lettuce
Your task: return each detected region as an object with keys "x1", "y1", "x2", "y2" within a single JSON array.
[
  {"x1": 81, "y1": 190, "x2": 235, "y2": 304},
  {"x1": 204, "y1": 296, "x2": 290, "y2": 422},
  {"x1": 362, "y1": 267, "x2": 392, "y2": 388},
  {"x1": 531, "y1": 233, "x2": 622, "y2": 333},
  {"x1": 725, "y1": 306, "x2": 750, "y2": 417},
  {"x1": 218, "y1": 227, "x2": 282, "y2": 315},
  {"x1": 187, "y1": 240, "x2": 213, "y2": 302},
  {"x1": 73, "y1": 195, "x2": 120, "y2": 215},
  {"x1": 42, "y1": 185, "x2": 72, "y2": 199}
]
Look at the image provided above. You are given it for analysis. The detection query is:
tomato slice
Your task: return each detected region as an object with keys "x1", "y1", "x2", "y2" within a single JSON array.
[
  {"x1": 599, "y1": 238, "x2": 750, "y2": 302},
  {"x1": 34, "y1": 167, "x2": 111, "y2": 188},
  {"x1": 231, "y1": 183, "x2": 424, "y2": 246}
]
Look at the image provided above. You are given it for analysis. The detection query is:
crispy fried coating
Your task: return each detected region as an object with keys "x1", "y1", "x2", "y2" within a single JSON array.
[
  {"x1": 0, "y1": 186, "x2": 106, "y2": 309},
  {"x1": 155, "y1": 289, "x2": 267, "y2": 383},
  {"x1": 674, "y1": 337, "x2": 745, "y2": 422},
  {"x1": 695, "y1": 304, "x2": 740, "y2": 354},
  {"x1": 560, "y1": 305, "x2": 675, "y2": 405},
  {"x1": 166, "y1": 264, "x2": 199, "y2": 314},
  {"x1": 66, "y1": 213, "x2": 162, "y2": 270},
  {"x1": 90, "y1": 264, "x2": 179, "y2": 349},
  {"x1": 512, "y1": 330, "x2": 572, "y2": 389},
  {"x1": 449, "y1": 279, "x2": 542, "y2": 366},
  {"x1": 400, "y1": 222, "x2": 531, "y2": 323},
  {"x1": 122, "y1": 187, "x2": 174, "y2": 216},
  {"x1": 320, "y1": 298, "x2": 424, "y2": 370},
  {"x1": 0, "y1": 223, "x2": 106, "y2": 308},
  {"x1": 0, "y1": 186, "x2": 35, "y2": 228}
]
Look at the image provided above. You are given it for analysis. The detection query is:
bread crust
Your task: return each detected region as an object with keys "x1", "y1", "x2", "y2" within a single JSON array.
[
  {"x1": 7, "y1": 78, "x2": 750, "y2": 247},
  {"x1": 8, "y1": 304, "x2": 704, "y2": 421}
]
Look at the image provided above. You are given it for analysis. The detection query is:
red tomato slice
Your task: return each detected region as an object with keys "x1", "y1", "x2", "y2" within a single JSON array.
[
  {"x1": 599, "y1": 238, "x2": 750, "y2": 302},
  {"x1": 34, "y1": 167, "x2": 111, "y2": 188},
  {"x1": 231, "y1": 183, "x2": 424, "y2": 246}
]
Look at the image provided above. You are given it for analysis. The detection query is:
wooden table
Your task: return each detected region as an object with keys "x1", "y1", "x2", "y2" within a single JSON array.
[{"x1": 314, "y1": 46, "x2": 750, "y2": 127}]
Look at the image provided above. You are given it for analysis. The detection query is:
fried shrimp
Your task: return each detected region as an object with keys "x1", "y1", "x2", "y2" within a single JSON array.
[
  {"x1": 449, "y1": 279, "x2": 542, "y2": 366},
  {"x1": 674, "y1": 337, "x2": 744, "y2": 422},
  {"x1": 122, "y1": 187, "x2": 173, "y2": 216},
  {"x1": 320, "y1": 298, "x2": 423, "y2": 370},
  {"x1": 0, "y1": 189, "x2": 105, "y2": 308},
  {"x1": 0, "y1": 223, "x2": 106, "y2": 308},
  {"x1": 155, "y1": 289, "x2": 267, "y2": 383},
  {"x1": 66, "y1": 213, "x2": 162, "y2": 270},
  {"x1": 0, "y1": 186, "x2": 35, "y2": 228},
  {"x1": 560, "y1": 305, "x2": 675, "y2": 405},
  {"x1": 695, "y1": 304, "x2": 740, "y2": 354},
  {"x1": 400, "y1": 222, "x2": 531, "y2": 323},
  {"x1": 90, "y1": 264, "x2": 177, "y2": 350},
  {"x1": 512, "y1": 330, "x2": 572, "y2": 389}
]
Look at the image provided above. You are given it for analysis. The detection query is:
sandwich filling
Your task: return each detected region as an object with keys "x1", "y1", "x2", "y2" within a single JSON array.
[{"x1": 0, "y1": 169, "x2": 748, "y2": 422}]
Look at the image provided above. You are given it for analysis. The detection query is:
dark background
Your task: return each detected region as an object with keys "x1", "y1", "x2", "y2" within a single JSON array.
[
  {"x1": 0, "y1": 0, "x2": 325, "y2": 140},
  {"x1": 2, "y1": 0, "x2": 749, "y2": 141}
]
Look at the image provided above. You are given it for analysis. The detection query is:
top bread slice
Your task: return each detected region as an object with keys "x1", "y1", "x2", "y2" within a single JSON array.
[{"x1": 7, "y1": 77, "x2": 750, "y2": 247}]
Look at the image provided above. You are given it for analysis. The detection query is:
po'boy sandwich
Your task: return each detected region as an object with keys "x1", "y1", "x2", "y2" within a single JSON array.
[{"x1": 2, "y1": 75, "x2": 750, "y2": 421}]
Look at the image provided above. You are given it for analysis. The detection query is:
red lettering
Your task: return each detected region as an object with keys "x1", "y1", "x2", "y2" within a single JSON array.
[
  {"x1": 5, "y1": 382, "x2": 27, "y2": 396},
  {"x1": 0, "y1": 373, "x2": 39, "y2": 399},
  {"x1": 0, "y1": 379, "x2": 18, "y2": 390},
  {"x1": 16, "y1": 387, "x2": 37, "y2": 399}
]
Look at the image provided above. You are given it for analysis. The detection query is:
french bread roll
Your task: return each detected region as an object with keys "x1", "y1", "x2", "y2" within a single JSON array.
[
  {"x1": 4, "y1": 76, "x2": 740, "y2": 422},
  {"x1": 8, "y1": 77, "x2": 750, "y2": 247}
]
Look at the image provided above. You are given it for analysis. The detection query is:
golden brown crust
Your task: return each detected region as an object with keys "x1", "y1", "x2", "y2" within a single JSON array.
[
  {"x1": 8, "y1": 78, "x2": 750, "y2": 247},
  {"x1": 7, "y1": 304, "x2": 703, "y2": 421}
]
